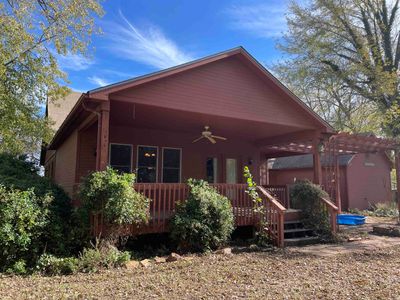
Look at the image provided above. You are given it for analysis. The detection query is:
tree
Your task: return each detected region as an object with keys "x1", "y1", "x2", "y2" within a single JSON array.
[
  {"x1": 274, "y1": 58, "x2": 384, "y2": 133},
  {"x1": 0, "y1": 0, "x2": 103, "y2": 155},
  {"x1": 277, "y1": 0, "x2": 400, "y2": 136}
]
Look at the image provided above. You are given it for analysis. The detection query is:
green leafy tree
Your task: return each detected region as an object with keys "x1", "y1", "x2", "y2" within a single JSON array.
[
  {"x1": 0, "y1": 0, "x2": 103, "y2": 155},
  {"x1": 277, "y1": 0, "x2": 400, "y2": 136},
  {"x1": 274, "y1": 60, "x2": 384, "y2": 133}
]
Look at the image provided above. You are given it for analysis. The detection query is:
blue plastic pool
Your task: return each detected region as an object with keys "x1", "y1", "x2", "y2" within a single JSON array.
[{"x1": 337, "y1": 214, "x2": 366, "y2": 225}]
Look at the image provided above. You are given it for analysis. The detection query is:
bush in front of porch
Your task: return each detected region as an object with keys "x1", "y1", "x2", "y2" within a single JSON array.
[
  {"x1": 290, "y1": 180, "x2": 332, "y2": 237},
  {"x1": 79, "y1": 167, "x2": 151, "y2": 240},
  {"x1": 170, "y1": 179, "x2": 234, "y2": 252}
]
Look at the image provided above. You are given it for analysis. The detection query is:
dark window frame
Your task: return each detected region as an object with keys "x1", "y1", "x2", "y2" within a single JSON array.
[
  {"x1": 109, "y1": 143, "x2": 133, "y2": 173},
  {"x1": 161, "y1": 147, "x2": 182, "y2": 183}
]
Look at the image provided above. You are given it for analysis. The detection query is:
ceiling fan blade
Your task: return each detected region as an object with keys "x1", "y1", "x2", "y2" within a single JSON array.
[
  {"x1": 207, "y1": 136, "x2": 216, "y2": 144},
  {"x1": 211, "y1": 135, "x2": 227, "y2": 141},
  {"x1": 192, "y1": 136, "x2": 204, "y2": 143}
]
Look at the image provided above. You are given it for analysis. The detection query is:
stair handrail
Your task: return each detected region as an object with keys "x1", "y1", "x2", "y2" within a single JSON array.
[
  {"x1": 319, "y1": 197, "x2": 339, "y2": 233},
  {"x1": 258, "y1": 186, "x2": 287, "y2": 211},
  {"x1": 257, "y1": 186, "x2": 286, "y2": 247}
]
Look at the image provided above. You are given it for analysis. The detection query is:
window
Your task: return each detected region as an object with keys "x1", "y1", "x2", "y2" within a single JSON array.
[
  {"x1": 162, "y1": 148, "x2": 181, "y2": 183},
  {"x1": 206, "y1": 157, "x2": 218, "y2": 183},
  {"x1": 137, "y1": 146, "x2": 158, "y2": 183},
  {"x1": 109, "y1": 144, "x2": 132, "y2": 173},
  {"x1": 226, "y1": 158, "x2": 237, "y2": 184}
]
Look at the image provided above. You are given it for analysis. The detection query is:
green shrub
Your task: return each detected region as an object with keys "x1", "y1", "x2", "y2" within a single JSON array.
[
  {"x1": 370, "y1": 202, "x2": 398, "y2": 217},
  {"x1": 79, "y1": 243, "x2": 131, "y2": 273},
  {"x1": 0, "y1": 154, "x2": 73, "y2": 256},
  {"x1": 349, "y1": 202, "x2": 399, "y2": 218},
  {"x1": 0, "y1": 185, "x2": 50, "y2": 271},
  {"x1": 36, "y1": 254, "x2": 79, "y2": 276},
  {"x1": 36, "y1": 244, "x2": 130, "y2": 275},
  {"x1": 6, "y1": 260, "x2": 27, "y2": 275},
  {"x1": 79, "y1": 248, "x2": 103, "y2": 273},
  {"x1": 79, "y1": 167, "x2": 150, "y2": 227},
  {"x1": 290, "y1": 180, "x2": 331, "y2": 237},
  {"x1": 170, "y1": 179, "x2": 234, "y2": 251}
]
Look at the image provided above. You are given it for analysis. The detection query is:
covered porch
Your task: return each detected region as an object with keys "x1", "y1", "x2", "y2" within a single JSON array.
[
  {"x1": 87, "y1": 100, "x2": 336, "y2": 247},
  {"x1": 87, "y1": 100, "x2": 400, "y2": 247}
]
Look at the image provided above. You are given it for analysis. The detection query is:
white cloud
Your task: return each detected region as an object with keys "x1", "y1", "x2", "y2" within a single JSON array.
[
  {"x1": 56, "y1": 52, "x2": 95, "y2": 71},
  {"x1": 104, "y1": 11, "x2": 194, "y2": 69},
  {"x1": 88, "y1": 76, "x2": 110, "y2": 87},
  {"x1": 226, "y1": 2, "x2": 288, "y2": 38}
]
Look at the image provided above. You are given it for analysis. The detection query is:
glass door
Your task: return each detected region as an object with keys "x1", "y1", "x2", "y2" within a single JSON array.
[
  {"x1": 226, "y1": 158, "x2": 237, "y2": 184},
  {"x1": 136, "y1": 146, "x2": 158, "y2": 183}
]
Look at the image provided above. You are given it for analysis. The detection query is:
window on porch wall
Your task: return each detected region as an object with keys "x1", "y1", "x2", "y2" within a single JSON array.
[
  {"x1": 137, "y1": 146, "x2": 158, "y2": 183},
  {"x1": 109, "y1": 144, "x2": 132, "y2": 173},
  {"x1": 162, "y1": 148, "x2": 181, "y2": 183}
]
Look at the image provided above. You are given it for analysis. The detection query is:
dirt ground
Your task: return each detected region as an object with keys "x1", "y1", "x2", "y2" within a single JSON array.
[{"x1": 1, "y1": 217, "x2": 400, "y2": 300}]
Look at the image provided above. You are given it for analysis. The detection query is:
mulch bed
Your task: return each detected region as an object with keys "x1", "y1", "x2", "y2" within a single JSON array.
[{"x1": 1, "y1": 245, "x2": 400, "y2": 299}]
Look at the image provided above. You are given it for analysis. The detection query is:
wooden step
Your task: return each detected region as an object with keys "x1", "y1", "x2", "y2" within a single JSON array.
[
  {"x1": 284, "y1": 227, "x2": 314, "y2": 239},
  {"x1": 284, "y1": 220, "x2": 303, "y2": 225},
  {"x1": 284, "y1": 228, "x2": 313, "y2": 234},
  {"x1": 284, "y1": 220, "x2": 304, "y2": 230},
  {"x1": 284, "y1": 236, "x2": 320, "y2": 247}
]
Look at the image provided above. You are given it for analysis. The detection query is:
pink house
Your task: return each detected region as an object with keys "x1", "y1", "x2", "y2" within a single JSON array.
[{"x1": 42, "y1": 47, "x2": 400, "y2": 247}]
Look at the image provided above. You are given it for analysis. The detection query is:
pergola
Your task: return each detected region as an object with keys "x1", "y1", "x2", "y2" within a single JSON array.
[{"x1": 263, "y1": 131, "x2": 400, "y2": 216}]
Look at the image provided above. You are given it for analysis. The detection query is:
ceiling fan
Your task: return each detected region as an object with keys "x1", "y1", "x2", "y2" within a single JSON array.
[{"x1": 192, "y1": 126, "x2": 227, "y2": 144}]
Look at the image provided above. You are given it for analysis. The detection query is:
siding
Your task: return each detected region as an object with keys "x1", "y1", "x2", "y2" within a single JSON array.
[
  {"x1": 346, "y1": 153, "x2": 391, "y2": 210},
  {"x1": 54, "y1": 129, "x2": 78, "y2": 196},
  {"x1": 114, "y1": 56, "x2": 319, "y2": 129},
  {"x1": 76, "y1": 123, "x2": 97, "y2": 182},
  {"x1": 109, "y1": 125, "x2": 261, "y2": 183},
  {"x1": 268, "y1": 153, "x2": 391, "y2": 210}
]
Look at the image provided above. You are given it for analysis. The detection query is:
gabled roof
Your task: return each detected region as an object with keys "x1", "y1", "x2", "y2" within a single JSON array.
[
  {"x1": 269, "y1": 154, "x2": 355, "y2": 170},
  {"x1": 87, "y1": 46, "x2": 333, "y2": 131},
  {"x1": 47, "y1": 46, "x2": 335, "y2": 151}
]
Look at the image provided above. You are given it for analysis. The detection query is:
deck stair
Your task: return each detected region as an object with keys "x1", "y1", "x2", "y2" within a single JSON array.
[{"x1": 284, "y1": 220, "x2": 320, "y2": 247}]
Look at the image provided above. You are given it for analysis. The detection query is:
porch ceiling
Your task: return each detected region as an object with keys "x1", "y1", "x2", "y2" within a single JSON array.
[{"x1": 109, "y1": 100, "x2": 313, "y2": 143}]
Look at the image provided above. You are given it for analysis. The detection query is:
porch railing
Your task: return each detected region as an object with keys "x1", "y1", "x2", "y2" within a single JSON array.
[
  {"x1": 91, "y1": 183, "x2": 288, "y2": 247},
  {"x1": 134, "y1": 183, "x2": 256, "y2": 230},
  {"x1": 262, "y1": 185, "x2": 290, "y2": 209},
  {"x1": 319, "y1": 197, "x2": 339, "y2": 234},
  {"x1": 257, "y1": 186, "x2": 286, "y2": 247}
]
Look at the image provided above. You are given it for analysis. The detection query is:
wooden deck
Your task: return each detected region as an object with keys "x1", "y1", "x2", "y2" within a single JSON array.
[
  {"x1": 90, "y1": 183, "x2": 340, "y2": 247},
  {"x1": 91, "y1": 183, "x2": 289, "y2": 246}
]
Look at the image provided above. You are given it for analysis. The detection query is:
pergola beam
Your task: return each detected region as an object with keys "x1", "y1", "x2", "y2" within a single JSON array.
[{"x1": 255, "y1": 130, "x2": 317, "y2": 147}]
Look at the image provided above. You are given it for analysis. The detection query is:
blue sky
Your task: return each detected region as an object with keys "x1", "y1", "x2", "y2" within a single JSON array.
[{"x1": 60, "y1": 0, "x2": 290, "y2": 92}]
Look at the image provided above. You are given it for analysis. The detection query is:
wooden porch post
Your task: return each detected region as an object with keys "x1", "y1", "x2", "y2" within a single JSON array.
[
  {"x1": 312, "y1": 138, "x2": 322, "y2": 185},
  {"x1": 335, "y1": 154, "x2": 342, "y2": 213},
  {"x1": 96, "y1": 102, "x2": 110, "y2": 171},
  {"x1": 395, "y1": 150, "x2": 400, "y2": 222}
]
